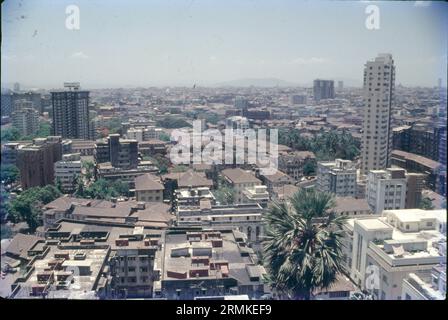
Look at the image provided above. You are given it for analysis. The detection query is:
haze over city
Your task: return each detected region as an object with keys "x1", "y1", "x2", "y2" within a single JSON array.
[{"x1": 1, "y1": 0, "x2": 447, "y2": 89}]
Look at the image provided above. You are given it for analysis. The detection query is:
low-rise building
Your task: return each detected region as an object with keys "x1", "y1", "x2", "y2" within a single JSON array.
[
  {"x1": 134, "y1": 173, "x2": 164, "y2": 203},
  {"x1": 153, "y1": 229, "x2": 267, "y2": 300},
  {"x1": 221, "y1": 168, "x2": 262, "y2": 203}
]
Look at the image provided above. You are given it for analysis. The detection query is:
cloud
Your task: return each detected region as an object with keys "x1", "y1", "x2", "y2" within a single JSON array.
[
  {"x1": 70, "y1": 51, "x2": 89, "y2": 59},
  {"x1": 290, "y1": 57, "x2": 329, "y2": 65},
  {"x1": 414, "y1": 1, "x2": 431, "y2": 7}
]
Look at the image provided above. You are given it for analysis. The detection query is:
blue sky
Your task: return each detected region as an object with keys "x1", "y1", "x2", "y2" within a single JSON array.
[{"x1": 1, "y1": 0, "x2": 447, "y2": 88}]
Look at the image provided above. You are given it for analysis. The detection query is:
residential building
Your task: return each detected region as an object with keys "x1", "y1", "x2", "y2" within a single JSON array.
[
  {"x1": 51, "y1": 83, "x2": 91, "y2": 140},
  {"x1": 95, "y1": 134, "x2": 138, "y2": 169},
  {"x1": 134, "y1": 173, "x2": 165, "y2": 202},
  {"x1": 17, "y1": 137, "x2": 63, "y2": 189},
  {"x1": 278, "y1": 151, "x2": 316, "y2": 180},
  {"x1": 361, "y1": 54, "x2": 395, "y2": 175},
  {"x1": 348, "y1": 209, "x2": 446, "y2": 300},
  {"x1": 401, "y1": 267, "x2": 446, "y2": 300},
  {"x1": 176, "y1": 202, "x2": 264, "y2": 243},
  {"x1": 316, "y1": 159, "x2": 357, "y2": 197},
  {"x1": 290, "y1": 94, "x2": 307, "y2": 105},
  {"x1": 221, "y1": 168, "x2": 262, "y2": 203},
  {"x1": 313, "y1": 79, "x2": 335, "y2": 101},
  {"x1": 54, "y1": 153, "x2": 82, "y2": 193},
  {"x1": 126, "y1": 126, "x2": 162, "y2": 142},
  {"x1": 175, "y1": 187, "x2": 216, "y2": 207},
  {"x1": 259, "y1": 170, "x2": 294, "y2": 195},
  {"x1": 153, "y1": 229, "x2": 267, "y2": 299},
  {"x1": 11, "y1": 104, "x2": 39, "y2": 137}
]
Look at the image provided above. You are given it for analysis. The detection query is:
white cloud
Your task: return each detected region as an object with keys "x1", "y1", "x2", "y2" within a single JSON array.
[
  {"x1": 414, "y1": 1, "x2": 431, "y2": 7},
  {"x1": 290, "y1": 57, "x2": 329, "y2": 65},
  {"x1": 70, "y1": 51, "x2": 89, "y2": 59}
]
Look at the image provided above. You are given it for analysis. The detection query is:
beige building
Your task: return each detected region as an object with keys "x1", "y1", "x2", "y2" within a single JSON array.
[
  {"x1": 221, "y1": 168, "x2": 262, "y2": 203},
  {"x1": 134, "y1": 173, "x2": 164, "y2": 202}
]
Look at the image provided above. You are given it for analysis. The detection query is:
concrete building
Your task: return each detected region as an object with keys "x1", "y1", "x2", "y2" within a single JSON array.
[
  {"x1": 153, "y1": 229, "x2": 267, "y2": 300},
  {"x1": 242, "y1": 185, "x2": 270, "y2": 208},
  {"x1": 175, "y1": 187, "x2": 216, "y2": 207},
  {"x1": 176, "y1": 202, "x2": 264, "y2": 243},
  {"x1": 367, "y1": 168, "x2": 425, "y2": 214},
  {"x1": 54, "y1": 153, "x2": 82, "y2": 193},
  {"x1": 278, "y1": 151, "x2": 316, "y2": 181},
  {"x1": 313, "y1": 79, "x2": 335, "y2": 101},
  {"x1": 51, "y1": 83, "x2": 91, "y2": 140},
  {"x1": 348, "y1": 209, "x2": 446, "y2": 300},
  {"x1": 126, "y1": 126, "x2": 162, "y2": 142},
  {"x1": 361, "y1": 54, "x2": 395, "y2": 175},
  {"x1": 17, "y1": 137, "x2": 63, "y2": 189},
  {"x1": 221, "y1": 168, "x2": 262, "y2": 203},
  {"x1": 401, "y1": 266, "x2": 446, "y2": 300},
  {"x1": 1, "y1": 143, "x2": 21, "y2": 166},
  {"x1": 290, "y1": 94, "x2": 307, "y2": 105},
  {"x1": 134, "y1": 173, "x2": 164, "y2": 202},
  {"x1": 316, "y1": 159, "x2": 357, "y2": 197},
  {"x1": 11, "y1": 104, "x2": 39, "y2": 137},
  {"x1": 225, "y1": 116, "x2": 250, "y2": 132},
  {"x1": 95, "y1": 134, "x2": 138, "y2": 169}
]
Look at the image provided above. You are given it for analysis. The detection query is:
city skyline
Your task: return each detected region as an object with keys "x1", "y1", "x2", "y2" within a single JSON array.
[{"x1": 1, "y1": 0, "x2": 447, "y2": 89}]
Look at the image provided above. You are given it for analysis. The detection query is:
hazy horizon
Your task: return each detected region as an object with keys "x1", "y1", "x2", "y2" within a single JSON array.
[{"x1": 2, "y1": 0, "x2": 447, "y2": 89}]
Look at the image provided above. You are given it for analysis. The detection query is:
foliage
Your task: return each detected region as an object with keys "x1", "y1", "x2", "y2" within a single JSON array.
[
  {"x1": 1, "y1": 121, "x2": 51, "y2": 142},
  {"x1": 263, "y1": 188, "x2": 347, "y2": 299},
  {"x1": 303, "y1": 161, "x2": 316, "y2": 176},
  {"x1": 419, "y1": 197, "x2": 435, "y2": 210},
  {"x1": 278, "y1": 129, "x2": 360, "y2": 161},
  {"x1": 75, "y1": 178, "x2": 129, "y2": 200},
  {"x1": 1, "y1": 127, "x2": 21, "y2": 142},
  {"x1": 148, "y1": 155, "x2": 171, "y2": 174},
  {"x1": 159, "y1": 132, "x2": 171, "y2": 142},
  {"x1": 1, "y1": 164, "x2": 20, "y2": 185},
  {"x1": 156, "y1": 116, "x2": 191, "y2": 129},
  {"x1": 8, "y1": 185, "x2": 62, "y2": 232},
  {"x1": 214, "y1": 185, "x2": 236, "y2": 205}
]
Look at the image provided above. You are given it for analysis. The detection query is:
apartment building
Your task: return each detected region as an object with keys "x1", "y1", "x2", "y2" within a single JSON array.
[
  {"x1": 366, "y1": 168, "x2": 424, "y2": 214},
  {"x1": 54, "y1": 153, "x2": 82, "y2": 193},
  {"x1": 278, "y1": 151, "x2": 316, "y2": 180},
  {"x1": 176, "y1": 202, "x2": 264, "y2": 243},
  {"x1": 134, "y1": 173, "x2": 165, "y2": 202},
  {"x1": 361, "y1": 54, "x2": 395, "y2": 175},
  {"x1": 221, "y1": 168, "x2": 262, "y2": 203},
  {"x1": 348, "y1": 209, "x2": 446, "y2": 300},
  {"x1": 316, "y1": 159, "x2": 357, "y2": 197},
  {"x1": 401, "y1": 266, "x2": 446, "y2": 300},
  {"x1": 94, "y1": 134, "x2": 138, "y2": 169},
  {"x1": 126, "y1": 126, "x2": 162, "y2": 142}
]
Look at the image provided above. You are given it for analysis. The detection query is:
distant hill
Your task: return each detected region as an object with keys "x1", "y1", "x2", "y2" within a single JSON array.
[{"x1": 214, "y1": 78, "x2": 299, "y2": 88}]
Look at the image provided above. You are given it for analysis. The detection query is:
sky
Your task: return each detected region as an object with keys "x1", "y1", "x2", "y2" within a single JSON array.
[{"x1": 1, "y1": 0, "x2": 447, "y2": 89}]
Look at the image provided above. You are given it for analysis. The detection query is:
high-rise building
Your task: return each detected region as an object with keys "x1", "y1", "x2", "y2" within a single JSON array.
[
  {"x1": 94, "y1": 134, "x2": 138, "y2": 169},
  {"x1": 13, "y1": 82, "x2": 20, "y2": 92},
  {"x1": 366, "y1": 168, "x2": 424, "y2": 214},
  {"x1": 51, "y1": 83, "x2": 91, "y2": 140},
  {"x1": 338, "y1": 80, "x2": 344, "y2": 92},
  {"x1": 313, "y1": 79, "x2": 334, "y2": 101},
  {"x1": 17, "y1": 137, "x2": 63, "y2": 189},
  {"x1": 11, "y1": 105, "x2": 39, "y2": 137},
  {"x1": 361, "y1": 54, "x2": 395, "y2": 175},
  {"x1": 290, "y1": 94, "x2": 307, "y2": 105},
  {"x1": 316, "y1": 159, "x2": 357, "y2": 197}
]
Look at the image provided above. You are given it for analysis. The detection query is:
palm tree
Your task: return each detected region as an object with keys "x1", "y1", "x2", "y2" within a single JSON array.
[{"x1": 263, "y1": 188, "x2": 347, "y2": 300}]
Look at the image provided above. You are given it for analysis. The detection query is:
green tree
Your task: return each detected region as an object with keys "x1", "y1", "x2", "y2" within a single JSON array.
[
  {"x1": 303, "y1": 161, "x2": 316, "y2": 176},
  {"x1": 8, "y1": 185, "x2": 62, "y2": 231},
  {"x1": 1, "y1": 164, "x2": 20, "y2": 184},
  {"x1": 159, "y1": 132, "x2": 171, "y2": 142},
  {"x1": 263, "y1": 188, "x2": 346, "y2": 300},
  {"x1": 419, "y1": 197, "x2": 435, "y2": 210},
  {"x1": 1, "y1": 127, "x2": 21, "y2": 142},
  {"x1": 214, "y1": 185, "x2": 235, "y2": 205},
  {"x1": 156, "y1": 116, "x2": 191, "y2": 129}
]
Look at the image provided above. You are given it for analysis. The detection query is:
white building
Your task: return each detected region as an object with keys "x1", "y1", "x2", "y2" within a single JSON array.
[
  {"x1": 361, "y1": 54, "x2": 395, "y2": 175},
  {"x1": 11, "y1": 102, "x2": 39, "y2": 137},
  {"x1": 401, "y1": 266, "x2": 446, "y2": 300},
  {"x1": 221, "y1": 168, "x2": 262, "y2": 203},
  {"x1": 126, "y1": 126, "x2": 162, "y2": 142},
  {"x1": 366, "y1": 168, "x2": 407, "y2": 214},
  {"x1": 316, "y1": 159, "x2": 357, "y2": 197},
  {"x1": 54, "y1": 153, "x2": 82, "y2": 193},
  {"x1": 348, "y1": 209, "x2": 446, "y2": 300}
]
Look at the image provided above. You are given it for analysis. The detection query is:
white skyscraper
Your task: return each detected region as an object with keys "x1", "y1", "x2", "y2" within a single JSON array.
[{"x1": 361, "y1": 54, "x2": 395, "y2": 175}]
